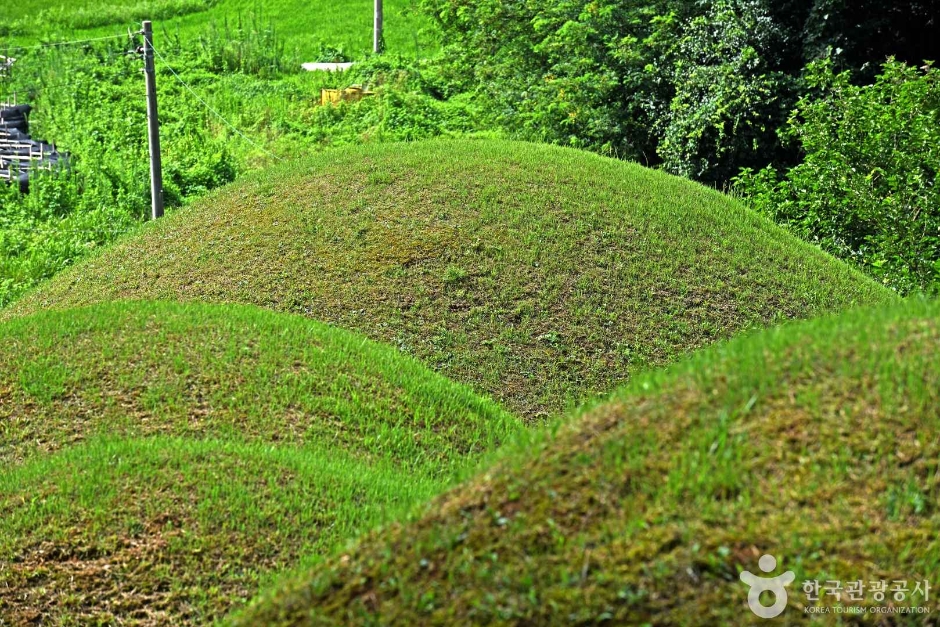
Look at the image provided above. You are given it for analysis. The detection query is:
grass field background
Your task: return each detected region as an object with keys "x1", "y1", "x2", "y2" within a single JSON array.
[{"x1": 1, "y1": 0, "x2": 434, "y2": 59}]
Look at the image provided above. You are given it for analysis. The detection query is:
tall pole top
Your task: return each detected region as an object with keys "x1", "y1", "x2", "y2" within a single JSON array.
[{"x1": 373, "y1": 0, "x2": 383, "y2": 54}]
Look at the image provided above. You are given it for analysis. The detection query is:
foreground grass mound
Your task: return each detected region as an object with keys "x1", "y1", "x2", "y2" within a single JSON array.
[
  {"x1": 0, "y1": 436, "x2": 441, "y2": 623},
  {"x1": 0, "y1": 301, "x2": 518, "y2": 623},
  {"x1": 235, "y1": 299, "x2": 940, "y2": 625},
  {"x1": 8, "y1": 140, "x2": 894, "y2": 416},
  {"x1": 1, "y1": 300, "x2": 518, "y2": 472}
]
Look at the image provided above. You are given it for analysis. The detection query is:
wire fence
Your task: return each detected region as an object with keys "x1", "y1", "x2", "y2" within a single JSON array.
[
  {"x1": 1, "y1": 26, "x2": 283, "y2": 292},
  {"x1": 1, "y1": 28, "x2": 284, "y2": 173},
  {"x1": 2, "y1": 33, "x2": 284, "y2": 158}
]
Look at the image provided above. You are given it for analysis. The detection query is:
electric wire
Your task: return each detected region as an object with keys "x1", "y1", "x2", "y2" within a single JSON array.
[{"x1": 149, "y1": 42, "x2": 284, "y2": 162}]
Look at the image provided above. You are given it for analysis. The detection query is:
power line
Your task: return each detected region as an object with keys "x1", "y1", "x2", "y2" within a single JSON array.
[
  {"x1": 0, "y1": 70, "x2": 138, "y2": 101},
  {"x1": 149, "y1": 42, "x2": 284, "y2": 162},
  {"x1": 0, "y1": 47, "x2": 135, "y2": 100},
  {"x1": 0, "y1": 34, "x2": 129, "y2": 54}
]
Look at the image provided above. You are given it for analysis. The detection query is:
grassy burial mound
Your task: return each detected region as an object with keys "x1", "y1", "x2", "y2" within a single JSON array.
[
  {"x1": 0, "y1": 300, "x2": 519, "y2": 623},
  {"x1": 0, "y1": 300, "x2": 518, "y2": 472},
  {"x1": 0, "y1": 437, "x2": 442, "y2": 624},
  {"x1": 234, "y1": 299, "x2": 940, "y2": 625},
  {"x1": 6, "y1": 139, "x2": 895, "y2": 417}
]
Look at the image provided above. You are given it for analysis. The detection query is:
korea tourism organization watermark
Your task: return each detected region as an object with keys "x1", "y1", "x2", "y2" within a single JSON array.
[{"x1": 739, "y1": 553, "x2": 932, "y2": 619}]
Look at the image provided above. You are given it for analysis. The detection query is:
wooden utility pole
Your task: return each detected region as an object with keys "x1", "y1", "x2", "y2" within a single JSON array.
[
  {"x1": 374, "y1": 0, "x2": 383, "y2": 54},
  {"x1": 142, "y1": 20, "x2": 164, "y2": 219}
]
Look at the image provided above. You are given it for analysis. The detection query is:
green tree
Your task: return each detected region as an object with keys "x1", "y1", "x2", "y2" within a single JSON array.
[
  {"x1": 419, "y1": 0, "x2": 688, "y2": 160},
  {"x1": 736, "y1": 60, "x2": 940, "y2": 294},
  {"x1": 648, "y1": 0, "x2": 798, "y2": 182}
]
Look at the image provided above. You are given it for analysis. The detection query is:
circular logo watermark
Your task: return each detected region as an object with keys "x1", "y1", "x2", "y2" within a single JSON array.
[{"x1": 740, "y1": 554, "x2": 796, "y2": 618}]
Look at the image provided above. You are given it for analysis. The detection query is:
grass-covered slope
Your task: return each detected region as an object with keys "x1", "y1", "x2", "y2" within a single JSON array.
[
  {"x1": 235, "y1": 299, "x2": 940, "y2": 625},
  {"x1": 1, "y1": 0, "x2": 432, "y2": 59},
  {"x1": 1, "y1": 300, "x2": 518, "y2": 472},
  {"x1": 7, "y1": 140, "x2": 895, "y2": 416},
  {"x1": 0, "y1": 300, "x2": 519, "y2": 623},
  {"x1": 0, "y1": 437, "x2": 440, "y2": 624}
]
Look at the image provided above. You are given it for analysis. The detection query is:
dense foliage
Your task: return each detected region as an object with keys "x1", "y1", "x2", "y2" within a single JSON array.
[
  {"x1": 736, "y1": 61, "x2": 940, "y2": 294},
  {"x1": 417, "y1": 0, "x2": 939, "y2": 292},
  {"x1": 421, "y1": 0, "x2": 936, "y2": 175},
  {"x1": 417, "y1": 0, "x2": 677, "y2": 159},
  {"x1": 647, "y1": 0, "x2": 797, "y2": 182}
]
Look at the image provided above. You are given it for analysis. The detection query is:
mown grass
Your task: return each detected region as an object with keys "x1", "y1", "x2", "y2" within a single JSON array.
[
  {"x1": 233, "y1": 298, "x2": 940, "y2": 626},
  {"x1": 0, "y1": 0, "x2": 433, "y2": 59},
  {"x1": 0, "y1": 300, "x2": 519, "y2": 473},
  {"x1": 0, "y1": 436, "x2": 442, "y2": 623},
  {"x1": 7, "y1": 139, "x2": 896, "y2": 417},
  {"x1": 0, "y1": 300, "x2": 520, "y2": 622}
]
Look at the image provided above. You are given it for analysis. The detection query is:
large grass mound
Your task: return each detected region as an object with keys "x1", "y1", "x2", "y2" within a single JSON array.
[
  {"x1": 0, "y1": 437, "x2": 440, "y2": 624},
  {"x1": 1, "y1": 300, "x2": 518, "y2": 472},
  {"x1": 234, "y1": 299, "x2": 940, "y2": 625},
  {"x1": 7, "y1": 140, "x2": 895, "y2": 416},
  {"x1": 0, "y1": 300, "x2": 518, "y2": 622}
]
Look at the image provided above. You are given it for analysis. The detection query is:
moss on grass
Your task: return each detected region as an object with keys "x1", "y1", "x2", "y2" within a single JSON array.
[{"x1": 234, "y1": 299, "x2": 940, "y2": 626}]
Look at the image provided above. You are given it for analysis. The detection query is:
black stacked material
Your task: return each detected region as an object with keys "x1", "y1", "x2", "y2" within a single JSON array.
[
  {"x1": 0, "y1": 104, "x2": 67, "y2": 192},
  {"x1": 0, "y1": 104, "x2": 31, "y2": 133}
]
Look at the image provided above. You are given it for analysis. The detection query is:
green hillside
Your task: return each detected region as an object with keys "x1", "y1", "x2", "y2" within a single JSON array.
[
  {"x1": 0, "y1": 300, "x2": 519, "y2": 622},
  {"x1": 1, "y1": 0, "x2": 432, "y2": 59},
  {"x1": 234, "y1": 299, "x2": 940, "y2": 625},
  {"x1": 0, "y1": 437, "x2": 440, "y2": 624},
  {"x1": 7, "y1": 139, "x2": 896, "y2": 417}
]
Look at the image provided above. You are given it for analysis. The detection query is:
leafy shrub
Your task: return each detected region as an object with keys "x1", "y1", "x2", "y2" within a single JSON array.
[
  {"x1": 735, "y1": 60, "x2": 940, "y2": 294},
  {"x1": 301, "y1": 57, "x2": 482, "y2": 146},
  {"x1": 648, "y1": 0, "x2": 798, "y2": 183},
  {"x1": 417, "y1": 0, "x2": 681, "y2": 160}
]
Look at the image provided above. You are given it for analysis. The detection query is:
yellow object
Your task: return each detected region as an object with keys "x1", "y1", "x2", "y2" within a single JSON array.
[{"x1": 320, "y1": 85, "x2": 375, "y2": 106}]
